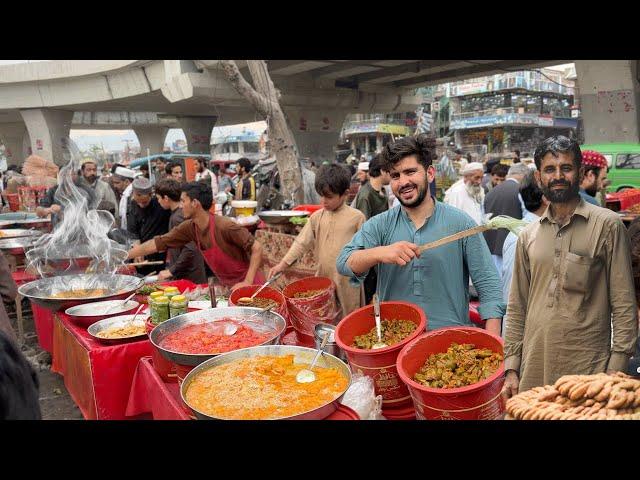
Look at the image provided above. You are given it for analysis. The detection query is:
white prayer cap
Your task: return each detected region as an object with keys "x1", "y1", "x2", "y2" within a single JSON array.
[
  {"x1": 114, "y1": 166, "x2": 136, "y2": 179},
  {"x1": 358, "y1": 162, "x2": 370, "y2": 171},
  {"x1": 461, "y1": 162, "x2": 484, "y2": 175}
]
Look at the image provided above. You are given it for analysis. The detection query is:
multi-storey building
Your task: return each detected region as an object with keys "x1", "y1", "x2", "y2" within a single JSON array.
[{"x1": 447, "y1": 68, "x2": 579, "y2": 157}]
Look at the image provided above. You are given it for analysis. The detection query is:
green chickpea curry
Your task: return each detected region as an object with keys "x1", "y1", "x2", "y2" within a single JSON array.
[{"x1": 352, "y1": 319, "x2": 417, "y2": 349}]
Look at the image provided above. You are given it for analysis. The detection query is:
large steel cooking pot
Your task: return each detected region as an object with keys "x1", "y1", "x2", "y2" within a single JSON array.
[
  {"x1": 180, "y1": 344, "x2": 352, "y2": 420},
  {"x1": 17, "y1": 273, "x2": 144, "y2": 312},
  {"x1": 149, "y1": 307, "x2": 287, "y2": 367}
]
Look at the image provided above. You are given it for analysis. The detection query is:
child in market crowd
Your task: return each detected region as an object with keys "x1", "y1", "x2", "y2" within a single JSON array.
[{"x1": 268, "y1": 164, "x2": 366, "y2": 318}]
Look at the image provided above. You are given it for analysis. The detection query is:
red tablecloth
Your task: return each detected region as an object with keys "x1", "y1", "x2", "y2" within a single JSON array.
[
  {"x1": 50, "y1": 279, "x2": 197, "y2": 420},
  {"x1": 126, "y1": 357, "x2": 191, "y2": 420},
  {"x1": 32, "y1": 302, "x2": 54, "y2": 353},
  {"x1": 126, "y1": 356, "x2": 360, "y2": 420},
  {"x1": 51, "y1": 311, "x2": 153, "y2": 419}
]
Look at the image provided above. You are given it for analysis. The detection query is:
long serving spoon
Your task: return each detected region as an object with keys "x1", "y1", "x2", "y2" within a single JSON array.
[
  {"x1": 237, "y1": 258, "x2": 299, "y2": 305},
  {"x1": 221, "y1": 304, "x2": 277, "y2": 336},
  {"x1": 372, "y1": 294, "x2": 387, "y2": 349},
  {"x1": 296, "y1": 332, "x2": 331, "y2": 384},
  {"x1": 237, "y1": 272, "x2": 284, "y2": 305}
]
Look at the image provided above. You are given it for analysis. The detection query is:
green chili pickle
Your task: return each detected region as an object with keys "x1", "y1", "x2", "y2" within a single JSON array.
[
  {"x1": 151, "y1": 295, "x2": 170, "y2": 324},
  {"x1": 169, "y1": 294, "x2": 188, "y2": 318}
]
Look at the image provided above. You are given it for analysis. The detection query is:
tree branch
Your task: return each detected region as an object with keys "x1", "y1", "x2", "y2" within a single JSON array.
[{"x1": 219, "y1": 60, "x2": 272, "y2": 117}]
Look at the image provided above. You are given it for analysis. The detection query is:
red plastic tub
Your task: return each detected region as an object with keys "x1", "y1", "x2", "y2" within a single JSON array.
[
  {"x1": 396, "y1": 327, "x2": 505, "y2": 420},
  {"x1": 229, "y1": 285, "x2": 290, "y2": 326},
  {"x1": 283, "y1": 277, "x2": 341, "y2": 336},
  {"x1": 335, "y1": 301, "x2": 426, "y2": 410},
  {"x1": 5, "y1": 193, "x2": 20, "y2": 212},
  {"x1": 146, "y1": 319, "x2": 177, "y2": 383}
]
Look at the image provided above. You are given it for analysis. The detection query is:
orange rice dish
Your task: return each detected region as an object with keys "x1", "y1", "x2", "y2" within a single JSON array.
[{"x1": 185, "y1": 355, "x2": 349, "y2": 419}]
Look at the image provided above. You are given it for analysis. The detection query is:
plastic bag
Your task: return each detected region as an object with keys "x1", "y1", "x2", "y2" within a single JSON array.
[
  {"x1": 285, "y1": 278, "x2": 341, "y2": 336},
  {"x1": 341, "y1": 373, "x2": 385, "y2": 420}
]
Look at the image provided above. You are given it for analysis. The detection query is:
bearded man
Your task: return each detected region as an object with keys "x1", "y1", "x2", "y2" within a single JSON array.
[
  {"x1": 502, "y1": 135, "x2": 637, "y2": 398},
  {"x1": 444, "y1": 162, "x2": 486, "y2": 225},
  {"x1": 579, "y1": 150, "x2": 608, "y2": 206},
  {"x1": 337, "y1": 135, "x2": 505, "y2": 334}
]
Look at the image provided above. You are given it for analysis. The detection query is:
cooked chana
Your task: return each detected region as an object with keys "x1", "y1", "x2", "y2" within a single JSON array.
[{"x1": 352, "y1": 319, "x2": 417, "y2": 349}]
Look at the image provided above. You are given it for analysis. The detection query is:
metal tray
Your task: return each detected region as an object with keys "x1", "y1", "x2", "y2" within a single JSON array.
[
  {"x1": 87, "y1": 314, "x2": 150, "y2": 345},
  {"x1": 257, "y1": 210, "x2": 309, "y2": 225}
]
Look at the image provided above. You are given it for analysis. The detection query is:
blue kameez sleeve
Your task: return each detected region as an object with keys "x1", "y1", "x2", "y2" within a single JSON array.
[{"x1": 336, "y1": 212, "x2": 387, "y2": 286}]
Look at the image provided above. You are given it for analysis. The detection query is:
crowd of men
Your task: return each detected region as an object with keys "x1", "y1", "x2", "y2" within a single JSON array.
[{"x1": 2, "y1": 134, "x2": 640, "y2": 419}]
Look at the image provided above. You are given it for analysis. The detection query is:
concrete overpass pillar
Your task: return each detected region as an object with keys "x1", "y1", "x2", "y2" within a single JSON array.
[
  {"x1": 20, "y1": 109, "x2": 73, "y2": 166},
  {"x1": 133, "y1": 125, "x2": 169, "y2": 155},
  {"x1": 177, "y1": 116, "x2": 217, "y2": 154},
  {"x1": 575, "y1": 60, "x2": 640, "y2": 143},
  {"x1": 284, "y1": 109, "x2": 348, "y2": 164},
  {"x1": 0, "y1": 122, "x2": 28, "y2": 166}
]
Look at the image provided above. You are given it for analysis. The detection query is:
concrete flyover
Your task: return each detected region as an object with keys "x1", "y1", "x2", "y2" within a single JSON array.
[{"x1": 6, "y1": 59, "x2": 634, "y2": 166}]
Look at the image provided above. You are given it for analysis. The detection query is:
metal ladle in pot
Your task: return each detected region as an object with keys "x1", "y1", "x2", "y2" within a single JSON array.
[
  {"x1": 372, "y1": 294, "x2": 387, "y2": 349},
  {"x1": 237, "y1": 272, "x2": 284, "y2": 305},
  {"x1": 296, "y1": 332, "x2": 331, "y2": 384},
  {"x1": 216, "y1": 304, "x2": 276, "y2": 336}
]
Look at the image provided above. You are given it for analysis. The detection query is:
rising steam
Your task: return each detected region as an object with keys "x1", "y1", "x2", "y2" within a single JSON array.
[{"x1": 26, "y1": 139, "x2": 127, "y2": 278}]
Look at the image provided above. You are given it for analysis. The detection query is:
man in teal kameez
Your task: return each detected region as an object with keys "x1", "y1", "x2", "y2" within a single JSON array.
[{"x1": 337, "y1": 135, "x2": 505, "y2": 334}]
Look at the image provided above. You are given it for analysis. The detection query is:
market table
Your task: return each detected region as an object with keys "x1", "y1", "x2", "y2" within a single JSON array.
[
  {"x1": 125, "y1": 356, "x2": 360, "y2": 420},
  {"x1": 50, "y1": 279, "x2": 197, "y2": 420}
]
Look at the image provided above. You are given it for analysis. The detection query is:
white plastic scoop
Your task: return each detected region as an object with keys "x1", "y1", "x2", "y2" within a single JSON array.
[{"x1": 296, "y1": 332, "x2": 330, "y2": 384}]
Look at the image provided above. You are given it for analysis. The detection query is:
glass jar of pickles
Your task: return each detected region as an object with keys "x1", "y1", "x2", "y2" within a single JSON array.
[
  {"x1": 169, "y1": 294, "x2": 188, "y2": 318},
  {"x1": 163, "y1": 286, "x2": 180, "y2": 301},
  {"x1": 151, "y1": 295, "x2": 170, "y2": 325}
]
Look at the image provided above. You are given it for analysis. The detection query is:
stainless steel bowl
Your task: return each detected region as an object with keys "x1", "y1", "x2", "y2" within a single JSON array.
[
  {"x1": 17, "y1": 273, "x2": 144, "y2": 312},
  {"x1": 87, "y1": 313, "x2": 150, "y2": 345},
  {"x1": 65, "y1": 299, "x2": 140, "y2": 327},
  {"x1": 314, "y1": 323, "x2": 347, "y2": 363},
  {"x1": 180, "y1": 344, "x2": 352, "y2": 420},
  {"x1": 257, "y1": 210, "x2": 309, "y2": 225},
  {"x1": 0, "y1": 229, "x2": 43, "y2": 239},
  {"x1": 0, "y1": 236, "x2": 38, "y2": 255},
  {"x1": 149, "y1": 307, "x2": 287, "y2": 367}
]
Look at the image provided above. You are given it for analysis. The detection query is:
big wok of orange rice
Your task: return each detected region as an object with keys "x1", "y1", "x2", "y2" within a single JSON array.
[{"x1": 185, "y1": 354, "x2": 348, "y2": 419}]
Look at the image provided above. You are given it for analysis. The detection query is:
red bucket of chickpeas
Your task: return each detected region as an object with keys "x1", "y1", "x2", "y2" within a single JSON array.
[
  {"x1": 335, "y1": 301, "x2": 426, "y2": 410},
  {"x1": 396, "y1": 327, "x2": 505, "y2": 420}
]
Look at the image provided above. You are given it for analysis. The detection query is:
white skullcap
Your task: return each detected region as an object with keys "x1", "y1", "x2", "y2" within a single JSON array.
[
  {"x1": 461, "y1": 162, "x2": 484, "y2": 175},
  {"x1": 114, "y1": 166, "x2": 136, "y2": 179},
  {"x1": 358, "y1": 162, "x2": 370, "y2": 171}
]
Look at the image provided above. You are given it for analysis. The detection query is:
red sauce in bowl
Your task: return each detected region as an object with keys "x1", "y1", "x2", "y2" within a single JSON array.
[{"x1": 159, "y1": 319, "x2": 273, "y2": 354}]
